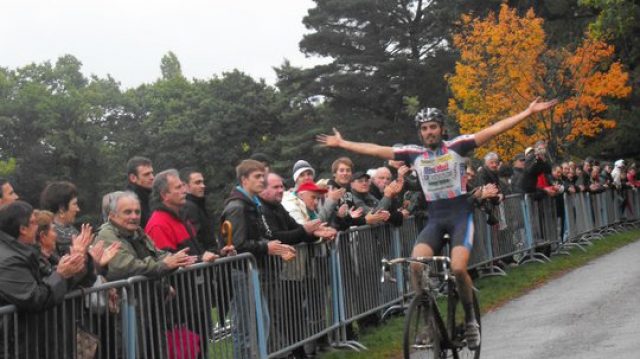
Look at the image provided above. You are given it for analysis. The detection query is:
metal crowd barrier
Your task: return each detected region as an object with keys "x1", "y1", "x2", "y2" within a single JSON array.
[
  {"x1": 262, "y1": 242, "x2": 338, "y2": 358},
  {"x1": 126, "y1": 253, "x2": 259, "y2": 359},
  {"x1": 470, "y1": 194, "x2": 529, "y2": 274},
  {"x1": 0, "y1": 254, "x2": 259, "y2": 359},
  {"x1": 3, "y1": 188, "x2": 640, "y2": 358},
  {"x1": 0, "y1": 278, "x2": 130, "y2": 359},
  {"x1": 630, "y1": 189, "x2": 640, "y2": 222}
]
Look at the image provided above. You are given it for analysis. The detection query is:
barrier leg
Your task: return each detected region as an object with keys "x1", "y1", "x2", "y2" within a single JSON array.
[{"x1": 381, "y1": 227, "x2": 409, "y2": 321}]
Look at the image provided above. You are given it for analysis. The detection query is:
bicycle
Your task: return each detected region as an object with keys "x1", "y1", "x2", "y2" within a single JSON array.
[{"x1": 381, "y1": 256, "x2": 481, "y2": 359}]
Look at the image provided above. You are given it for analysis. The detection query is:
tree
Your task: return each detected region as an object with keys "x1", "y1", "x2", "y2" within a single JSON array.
[
  {"x1": 579, "y1": 0, "x2": 640, "y2": 67},
  {"x1": 278, "y1": 1, "x2": 468, "y2": 136},
  {"x1": 160, "y1": 51, "x2": 184, "y2": 80},
  {"x1": 447, "y1": 4, "x2": 631, "y2": 160},
  {"x1": 0, "y1": 56, "x2": 124, "y2": 216},
  {"x1": 0, "y1": 158, "x2": 16, "y2": 177},
  {"x1": 575, "y1": 0, "x2": 640, "y2": 159}
]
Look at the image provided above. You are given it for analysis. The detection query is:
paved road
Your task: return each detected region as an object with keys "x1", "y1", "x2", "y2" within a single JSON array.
[{"x1": 481, "y1": 239, "x2": 640, "y2": 359}]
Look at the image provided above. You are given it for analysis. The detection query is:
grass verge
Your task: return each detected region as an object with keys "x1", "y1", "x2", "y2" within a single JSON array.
[{"x1": 318, "y1": 229, "x2": 640, "y2": 359}]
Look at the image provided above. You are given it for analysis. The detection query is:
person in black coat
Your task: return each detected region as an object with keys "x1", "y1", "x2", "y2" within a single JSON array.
[
  {"x1": 0, "y1": 201, "x2": 86, "y2": 359},
  {"x1": 180, "y1": 167, "x2": 217, "y2": 251},
  {"x1": 125, "y1": 156, "x2": 155, "y2": 228}
]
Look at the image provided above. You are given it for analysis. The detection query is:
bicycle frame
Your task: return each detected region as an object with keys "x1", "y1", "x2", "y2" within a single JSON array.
[{"x1": 382, "y1": 256, "x2": 472, "y2": 359}]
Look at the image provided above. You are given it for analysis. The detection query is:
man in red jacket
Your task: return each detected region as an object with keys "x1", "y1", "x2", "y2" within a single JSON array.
[
  {"x1": 145, "y1": 169, "x2": 220, "y2": 262},
  {"x1": 145, "y1": 169, "x2": 231, "y2": 358}
]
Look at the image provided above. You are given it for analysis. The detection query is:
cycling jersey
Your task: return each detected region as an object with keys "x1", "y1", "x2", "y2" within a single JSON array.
[
  {"x1": 393, "y1": 135, "x2": 477, "y2": 202},
  {"x1": 394, "y1": 135, "x2": 477, "y2": 251}
]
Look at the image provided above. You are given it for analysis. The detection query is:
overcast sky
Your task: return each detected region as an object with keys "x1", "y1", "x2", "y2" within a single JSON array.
[{"x1": 1, "y1": 0, "x2": 327, "y2": 89}]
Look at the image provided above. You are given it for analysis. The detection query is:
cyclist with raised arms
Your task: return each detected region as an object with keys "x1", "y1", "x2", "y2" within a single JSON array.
[{"x1": 317, "y1": 97, "x2": 557, "y2": 349}]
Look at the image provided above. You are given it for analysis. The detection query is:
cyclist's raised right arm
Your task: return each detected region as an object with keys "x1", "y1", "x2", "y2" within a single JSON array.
[{"x1": 317, "y1": 128, "x2": 394, "y2": 160}]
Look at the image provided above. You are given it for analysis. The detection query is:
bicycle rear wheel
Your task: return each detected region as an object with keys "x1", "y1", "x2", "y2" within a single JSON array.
[
  {"x1": 403, "y1": 295, "x2": 443, "y2": 359},
  {"x1": 447, "y1": 289, "x2": 481, "y2": 359}
]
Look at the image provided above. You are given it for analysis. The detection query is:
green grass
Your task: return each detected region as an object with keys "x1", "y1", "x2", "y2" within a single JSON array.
[{"x1": 318, "y1": 230, "x2": 640, "y2": 359}]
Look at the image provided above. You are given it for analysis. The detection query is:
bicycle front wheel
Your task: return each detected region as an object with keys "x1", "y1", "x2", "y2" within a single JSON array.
[{"x1": 403, "y1": 295, "x2": 442, "y2": 359}]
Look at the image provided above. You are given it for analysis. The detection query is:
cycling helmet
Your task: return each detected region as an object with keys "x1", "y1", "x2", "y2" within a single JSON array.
[{"x1": 414, "y1": 107, "x2": 444, "y2": 127}]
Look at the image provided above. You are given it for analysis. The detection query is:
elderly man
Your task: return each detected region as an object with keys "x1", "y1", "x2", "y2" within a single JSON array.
[
  {"x1": 286, "y1": 160, "x2": 346, "y2": 232},
  {"x1": 97, "y1": 191, "x2": 196, "y2": 280},
  {"x1": 146, "y1": 169, "x2": 222, "y2": 262},
  {"x1": 96, "y1": 191, "x2": 196, "y2": 358},
  {"x1": 478, "y1": 152, "x2": 505, "y2": 203},
  {"x1": 370, "y1": 167, "x2": 392, "y2": 199}
]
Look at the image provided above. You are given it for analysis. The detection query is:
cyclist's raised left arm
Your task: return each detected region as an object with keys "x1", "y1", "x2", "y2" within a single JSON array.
[{"x1": 474, "y1": 97, "x2": 558, "y2": 147}]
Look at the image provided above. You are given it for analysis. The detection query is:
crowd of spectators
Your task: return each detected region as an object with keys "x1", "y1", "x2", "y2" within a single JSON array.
[{"x1": 0, "y1": 146, "x2": 638, "y2": 358}]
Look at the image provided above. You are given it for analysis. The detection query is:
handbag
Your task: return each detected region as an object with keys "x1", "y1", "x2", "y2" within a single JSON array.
[
  {"x1": 85, "y1": 275, "x2": 120, "y2": 315},
  {"x1": 85, "y1": 275, "x2": 108, "y2": 314},
  {"x1": 76, "y1": 324, "x2": 99, "y2": 359},
  {"x1": 166, "y1": 325, "x2": 201, "y2": 359}
]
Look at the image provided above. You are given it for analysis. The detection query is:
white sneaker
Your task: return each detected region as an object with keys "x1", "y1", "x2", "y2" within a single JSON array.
[{"x1": 465, "y1": 321, "x2": 481, "y2": 350}]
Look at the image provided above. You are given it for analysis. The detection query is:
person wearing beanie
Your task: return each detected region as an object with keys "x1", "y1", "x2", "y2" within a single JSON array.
[
  {"x1": 292, "y1": 160, "x2": 316, "y2": 187},
  {"x1": 284, "y1": 160, "x2": 318, "y2": 227}
]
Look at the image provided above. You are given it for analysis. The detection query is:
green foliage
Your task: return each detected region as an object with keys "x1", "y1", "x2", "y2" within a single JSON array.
[
  {"x1": 0, "y1": 55, "x2": 123, "y2": 213},
  {"x1": 160, "y1": 51, "x2": 184, "y2": 80},
  {"x1": 580, "y1": 0, "x2": 639, "y2": 39},
  {"x1": 0, "y1": 158, "x2": 16, "y2": 177},
  {"x1": 402, "y1": 96, "x2": 420, "y2": 117}
]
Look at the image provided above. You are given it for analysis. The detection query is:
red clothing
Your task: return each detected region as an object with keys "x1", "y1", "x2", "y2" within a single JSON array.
[
  {"x1": 536, "y1": 173, "x2": 550, "y2": 189},
  {"x1": 628, "y1": 171, "x2": 640, "y2": 188},
  {"x1": 145, "y1": 209, "x2": 194, "y2": 252}
]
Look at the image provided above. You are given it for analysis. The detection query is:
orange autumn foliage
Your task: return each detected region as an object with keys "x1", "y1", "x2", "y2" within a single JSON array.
[{"x1": 447, "y1": 4, "x2": 631, "y2": 160}]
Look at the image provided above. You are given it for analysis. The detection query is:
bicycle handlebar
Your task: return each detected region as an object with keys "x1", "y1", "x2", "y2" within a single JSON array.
[
  {"x1": 380, "y1": 256, "x2": 452, "y2": 284},
  {"x1": 382, "y1": 256, "x2": 451, "y2": 266}
]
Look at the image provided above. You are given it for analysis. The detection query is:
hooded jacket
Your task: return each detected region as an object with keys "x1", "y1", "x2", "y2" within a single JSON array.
[{"x1": 220, "y1": 187, "x2": 272, "y2": 259}]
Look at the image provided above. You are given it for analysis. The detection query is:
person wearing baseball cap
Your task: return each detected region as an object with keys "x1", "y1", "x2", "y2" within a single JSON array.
[
  {"x1": 350, "y1": 170, "x2": 404, "y2": 226},
  {"x1": 283, "y1": 180, "x2": 328, "y2": 224}
]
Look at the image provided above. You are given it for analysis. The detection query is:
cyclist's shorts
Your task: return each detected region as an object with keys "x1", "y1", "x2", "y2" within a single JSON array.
[{"x1": 416, "y1": 195, "x2": 474, "y2": 253}]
